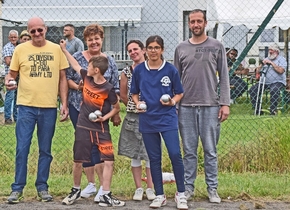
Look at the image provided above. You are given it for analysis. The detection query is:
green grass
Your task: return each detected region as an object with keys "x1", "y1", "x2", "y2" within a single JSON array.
[
  {"x1": 1, "y1": 102, "x2": 290, "y2": 201},
  {"x1": 1, "y1": 171, "x2": 290, "y2": 201}
]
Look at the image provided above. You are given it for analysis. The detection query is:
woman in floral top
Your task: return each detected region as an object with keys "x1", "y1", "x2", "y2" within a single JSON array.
[{"x1": 66, "y1": 23, "x2": 120, "y2": 202}]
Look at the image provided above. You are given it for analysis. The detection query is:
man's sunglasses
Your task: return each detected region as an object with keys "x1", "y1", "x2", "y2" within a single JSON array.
[{"x1": 30, "y1": 28, "x2": 44, "y2": 34}]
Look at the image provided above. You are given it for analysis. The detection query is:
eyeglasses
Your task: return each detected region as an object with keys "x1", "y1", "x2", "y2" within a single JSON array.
[
  {"x1": 147, "y1": 46, "x2": 161, "y2": 52},
  {"x1": 30, "y1": 28, "x2": 44, "y2": 34}
]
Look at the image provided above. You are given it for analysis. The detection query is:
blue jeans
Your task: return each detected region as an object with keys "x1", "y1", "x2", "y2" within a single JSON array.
[
  {"x1": 68, "y1": 103, "x2": 79, "y2": 129},
  {"x1": 178, "y1": 106, "x2": 220, "y2": 192},
  {"x1": 230, "y1": 75, "x2": 248, "y2": 100},
  {"x1": 4, "y1": 89, "x2": 17, "y2": 121},
  {"x1": 142, "y1": 130, "x2": 185, "y2": 196},
  {"x1": 11, "y1": 105, "x2": 57, "y2": 192}
]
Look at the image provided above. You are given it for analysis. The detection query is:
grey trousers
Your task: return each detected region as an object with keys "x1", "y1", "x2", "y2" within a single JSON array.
[{"x1": 178, "y1": 106, "x2": 221, "y2": 192}]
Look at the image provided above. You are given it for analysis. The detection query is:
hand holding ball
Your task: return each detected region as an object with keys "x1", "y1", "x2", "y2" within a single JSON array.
[
  {"x1": 161, "y1": 94, "x2": 171, "y2": 103},
  {"x1": 89, "y1": 110, "x2": 102, "y2": 121},
  {"x1": 88, "y1": 112, "x2": 97, "y2": 121},
  {"x1": 94, "y1": 110, "x2": 102, "y2": 117},
  {"x1": 139, "y1": 103, "x2": 147, "y2": 110},
  {"x1": 8, "y1": 80, "x2": 17, "y2": 86}
]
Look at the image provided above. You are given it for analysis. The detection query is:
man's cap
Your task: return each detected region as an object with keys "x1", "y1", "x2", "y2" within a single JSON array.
[{"x1": 20, "y1": 30, "x2": 31, "y2": 38}]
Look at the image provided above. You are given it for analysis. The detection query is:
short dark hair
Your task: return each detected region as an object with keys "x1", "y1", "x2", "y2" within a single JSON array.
[
  {"x1": 126, "y1": 40, "x2": 144, "y2": 51},
  {"x1": 188, "y1": 9, "x2": 207, "y2": 21},
  {"x1": 89, "y1": 56, "x2": 108, "y2": 75},
  {"x1": 230, "y1": 48, "x2": 238, "y2": 54},
  {"x1": 64, "y1": 24, "x2": 75, "y2": 29}
]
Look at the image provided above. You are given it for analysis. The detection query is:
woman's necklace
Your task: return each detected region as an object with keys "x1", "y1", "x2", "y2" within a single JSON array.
[
  {"x1": 86, "y1": 51, "x2": 93, "y2": 59},
  {"x1": 86, "y1": 50, "x2": 100, "y2": 59}
]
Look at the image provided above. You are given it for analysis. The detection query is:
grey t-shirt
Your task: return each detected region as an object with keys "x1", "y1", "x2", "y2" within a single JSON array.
[
  {"x1": 174, "y1": 37, "x2": 230, "y2": 106},
  {"x1": 65, "y1": 37, "x2": 84, "y2": 55}
]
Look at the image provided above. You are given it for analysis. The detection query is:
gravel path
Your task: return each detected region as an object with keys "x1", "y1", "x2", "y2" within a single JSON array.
[{"x1": 0, "y1": 196, "x2": 290, "y2": 210}]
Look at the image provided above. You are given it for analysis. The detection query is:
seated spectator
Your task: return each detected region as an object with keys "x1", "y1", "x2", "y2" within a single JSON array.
[
  {"x1": 226, "y1": 48, "x2": 248, "y2": 104},
  {"x1": 249, "y1": 44, "x2": 287, "y2": 115}
]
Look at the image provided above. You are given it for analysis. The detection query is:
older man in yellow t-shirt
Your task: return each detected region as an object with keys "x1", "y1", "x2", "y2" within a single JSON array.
[{"x1": 4, "y1": 16, "x2": 69, "y2": 204}]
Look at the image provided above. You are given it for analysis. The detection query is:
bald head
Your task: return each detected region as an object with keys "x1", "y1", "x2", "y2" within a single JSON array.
[
  {"x1": 27, "y1": 16, "x2": 47, "y2": 47},
  {"x1": 27, "y1": 17, "x2": 45, "y2": 31}
]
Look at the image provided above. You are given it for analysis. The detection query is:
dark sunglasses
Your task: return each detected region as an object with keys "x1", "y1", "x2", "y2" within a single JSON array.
[{"x1": 30, "y1": 28, "x2": 44, "y2": 34}]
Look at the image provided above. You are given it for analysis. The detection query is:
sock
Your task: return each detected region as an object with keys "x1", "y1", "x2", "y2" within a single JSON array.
[
  {"x1": 156, "y1": 194, "x2": 165, "y2": 198},
  {"x1": 102, "y1": 190, "x2": 110, "y2": 195},
  {"x1": 97, "y1": 186, "x2": 103, "y2": 194},
  {"x1": 178, "y1": 192, "x2": 185, "y2": 197}
]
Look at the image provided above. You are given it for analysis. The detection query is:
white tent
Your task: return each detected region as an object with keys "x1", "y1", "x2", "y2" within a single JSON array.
[
  {"x1": 206, "y1": 0, "x2": 290, "y2": 66},
  {"x1": 207, "y1": 0, "x2": 290, "y2": 30}
]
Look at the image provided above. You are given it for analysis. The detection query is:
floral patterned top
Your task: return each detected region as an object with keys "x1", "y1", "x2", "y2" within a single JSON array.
[{"x1": 66, "y1": 51, "x2": 119, "y2": 111}]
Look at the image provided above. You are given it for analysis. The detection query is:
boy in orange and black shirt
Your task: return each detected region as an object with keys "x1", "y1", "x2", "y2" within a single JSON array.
[{"x1": 60, "y1": 40, "x2": 125, "y2": 207}]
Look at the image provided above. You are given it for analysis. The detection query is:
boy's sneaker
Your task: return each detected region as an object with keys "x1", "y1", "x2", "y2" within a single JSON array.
[
  {"x1": 208, "y1": 188, "x2": 221, "y2": 203},
  {"x1": 175, "y1": 192, "x2": 188, "y2": 210},
  {"x1": 94, "y1": 186, "x2": 103, "y2": 203},
  {"x1": 149, "y1": 195, "x2": 167, "y2": 208},
  {"x1": 37, "y1": 190, "x2": 53, "y2": 202},
  {"x1": 145, "y1": 188, "x2": 156, "y2": 201},
  {"x1": 80, "y1": 182, "x2": 96, "y2": 198},
  {"x1": 133, "y1": 188, "x2": 144, "y2": 201},
  {"x1": 184, "y1": 189, "x2": 194, "y2": 200},
  {"x1": 7, "y1": 191, "x2": 23, "y2": 204},
  {"x1": 99, "y1": 192, "x2": 126, "y2": 207},
  {"x1": 62, "y1": 188, "x2": 81, "y2": 205}
]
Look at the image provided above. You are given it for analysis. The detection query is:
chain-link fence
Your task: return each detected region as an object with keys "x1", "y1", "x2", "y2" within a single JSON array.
[{"x1": 0, "y1": 0, "x2": 290, "y2": 176}]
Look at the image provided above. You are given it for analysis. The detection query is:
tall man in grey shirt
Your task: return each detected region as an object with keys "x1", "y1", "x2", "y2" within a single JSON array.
[{"x1": 174, "y1": 9, "x2": 230, "y2": 203}]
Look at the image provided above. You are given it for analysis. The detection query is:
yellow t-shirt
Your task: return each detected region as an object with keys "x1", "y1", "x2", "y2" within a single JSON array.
[{"x1": 10, "y1": 40, "x2": 69, "y2": 108}]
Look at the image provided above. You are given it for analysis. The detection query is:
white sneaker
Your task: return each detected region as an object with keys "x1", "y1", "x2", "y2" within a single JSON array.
[
  {"x1": 149, "y1": 195, "x2": 167, "y2": 208},
  {"x1": 99, "y1": 192, "x2": 126, "y2": 207},
  {"x1": 62, "y1": 188, "x2": 81, "y2": 205},
  {"x1": 208, "y1": 188, "x2": 221, "y2": 203},
  {"x1": 94, "y1": 186, "x2": 103, "y2": 203},
  {"x1": 133, "y1": 188, "x2": 143, "y2": 201},
  {"x1": 80, "y1": 183, "x2": 96, "y2": 198},
  {"x1": 175, "y1": 192, "x2": 188, "y2": 210},
  {"x1": 145, "y1": 188, "x2": 156, "y2": 201}
]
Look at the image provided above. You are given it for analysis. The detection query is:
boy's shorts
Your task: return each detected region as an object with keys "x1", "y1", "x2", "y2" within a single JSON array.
[{"x1": 73, "y1": 127, "x2": 114, "y2": 162}]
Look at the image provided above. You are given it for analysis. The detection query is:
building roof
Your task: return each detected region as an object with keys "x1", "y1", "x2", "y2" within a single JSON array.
[{"x1": 2, "y1": 5, "x2": 142, "y2": 27}]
